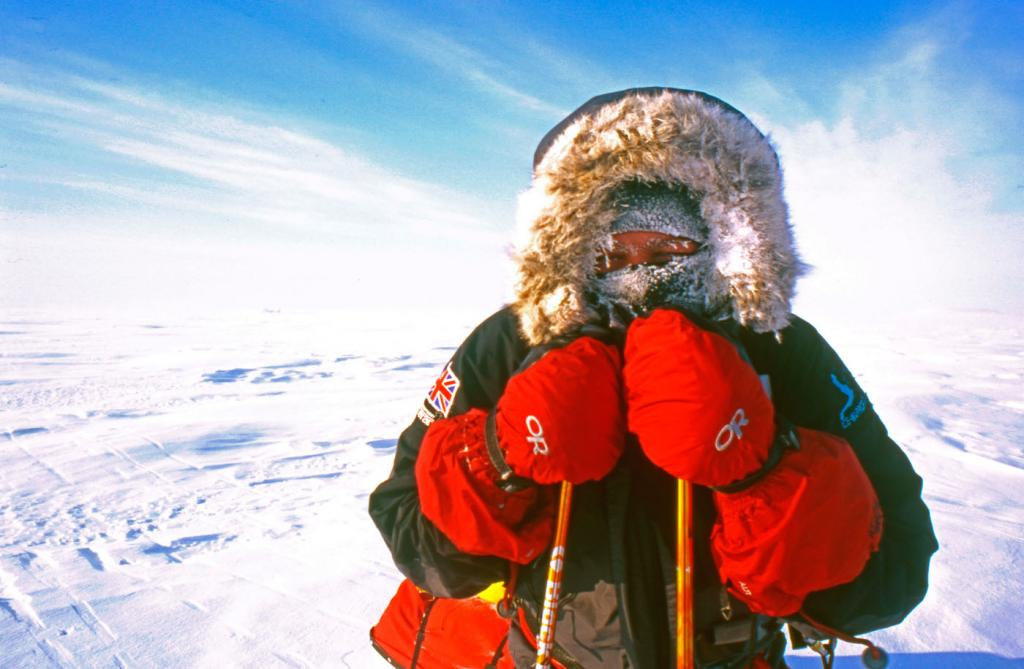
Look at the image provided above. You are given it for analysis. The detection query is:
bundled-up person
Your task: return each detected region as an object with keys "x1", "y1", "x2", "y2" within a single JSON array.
[{"x1": 368, "y1": 87, "x2": 938, "y2": 668}]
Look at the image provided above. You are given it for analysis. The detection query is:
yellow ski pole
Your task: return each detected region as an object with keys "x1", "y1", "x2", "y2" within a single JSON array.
[
  {"x1": 677, "y1": 478, "x2": 694, "y2": 669},
  {"x1": 535, "y1": 481, "x2": 573, "y2": 669}
]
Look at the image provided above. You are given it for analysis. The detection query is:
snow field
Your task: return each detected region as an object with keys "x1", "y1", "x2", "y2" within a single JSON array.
[
  {"x1": 1, "y1": 307, "x2": 1022, "y2": 667},
  {"x1": 1, "y1": 309, "x2": 476, "y2": 667}
]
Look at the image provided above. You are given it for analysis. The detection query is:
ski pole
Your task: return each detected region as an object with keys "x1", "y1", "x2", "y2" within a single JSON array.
[
  {"x1": 677, "y1": 478, "x2": 694, "y2": 669},
  {"x1": 536, "y1": 481, "x2": 573, "y2": 669}
]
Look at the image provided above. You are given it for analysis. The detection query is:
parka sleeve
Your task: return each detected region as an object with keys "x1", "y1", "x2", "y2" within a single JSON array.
[
  {"x1": 367, "y1": 307, "x2": 532, "y2": 598},
  {"x1": 741, "y1": 316, "x2": 939, "y2": 634}
]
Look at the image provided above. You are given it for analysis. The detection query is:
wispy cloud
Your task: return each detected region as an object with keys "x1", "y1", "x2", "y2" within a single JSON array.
[
  {"x1": 0, "y1": 58, "x2": 513, "y2": 311},
  {"x1": 0, "y1": 58, "x2": 506, "y2": 245},
  {"x1": 325, "y1": 3, "x2": 579, "y2": 118}
]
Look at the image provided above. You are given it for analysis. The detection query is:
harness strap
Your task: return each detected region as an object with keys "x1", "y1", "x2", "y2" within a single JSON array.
[
  {"x1": 408, "y1": 597, "x2": 437, "y2": 669},
  {"x1": 483, "y1": 635, "x2": 508, "y2": 669},
  {"x1": 485, "y1": 409, "x2": 534, "y2": 493},
  {"x1": 497, "y1": 562, "x2": 520, "y2": 618}
]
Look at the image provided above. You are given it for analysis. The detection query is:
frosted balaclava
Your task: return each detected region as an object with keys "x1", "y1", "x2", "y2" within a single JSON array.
[{"x1": 591, "y1": 181, "x2": 731, "y2": 324}]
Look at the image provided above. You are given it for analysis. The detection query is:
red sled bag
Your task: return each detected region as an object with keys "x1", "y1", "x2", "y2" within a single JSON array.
[{"x1": 370, "y1": 579, "x2": 512, "y2": 669}]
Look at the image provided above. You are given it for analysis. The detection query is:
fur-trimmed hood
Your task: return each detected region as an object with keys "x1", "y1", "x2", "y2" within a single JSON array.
[{"x1": 513, "y1": 87, "x2": 805, "y2": 345}]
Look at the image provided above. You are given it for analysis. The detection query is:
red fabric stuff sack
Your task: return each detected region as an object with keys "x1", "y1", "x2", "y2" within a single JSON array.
[
  {"x1": 711, "y1": 427, "x2": 884, "y2": 617},
  {"x1": 415, "y1": 407, "x2": 556, "y2": 565},
  {"x1": 370, "y1": 578, "x2": 513, "y2": 669}
]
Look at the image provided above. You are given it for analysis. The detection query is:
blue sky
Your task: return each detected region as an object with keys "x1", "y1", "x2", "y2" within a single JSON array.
[{"x1": 1, "y1": 0, "x2": 1022, "y2": 315}]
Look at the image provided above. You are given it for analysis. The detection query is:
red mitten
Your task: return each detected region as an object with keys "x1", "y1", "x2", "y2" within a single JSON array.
[
  {"x1": 623, "y1": 309, "x2": 774, "y2": 487},
  {"x1": 494, "y1": 336, "x2": 625, "y2": 485}
]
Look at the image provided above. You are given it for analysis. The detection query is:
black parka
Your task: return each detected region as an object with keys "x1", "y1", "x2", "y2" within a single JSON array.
[{"x1": 368, "y1": 306, "x2": 938, "y2": 668}]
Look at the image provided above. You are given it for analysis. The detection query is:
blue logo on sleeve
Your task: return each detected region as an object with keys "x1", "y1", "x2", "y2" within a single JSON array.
[{"x1": 830, "y1": 372, "x2": 867, "y2": 429}]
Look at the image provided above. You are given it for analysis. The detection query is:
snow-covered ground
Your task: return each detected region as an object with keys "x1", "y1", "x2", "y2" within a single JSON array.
[{"x1": 1, "y1": 307, "x2": 1021, "y2": 668}]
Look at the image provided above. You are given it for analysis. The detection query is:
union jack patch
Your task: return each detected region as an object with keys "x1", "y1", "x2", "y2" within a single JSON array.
[{"x1": 426, "y1": 362, "x2": 461, "y2": 417}]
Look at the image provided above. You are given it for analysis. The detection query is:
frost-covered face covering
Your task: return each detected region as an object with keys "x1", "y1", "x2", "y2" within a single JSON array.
[{"x1": 591, "y1": 182, "x2": 731, "y2": 322}]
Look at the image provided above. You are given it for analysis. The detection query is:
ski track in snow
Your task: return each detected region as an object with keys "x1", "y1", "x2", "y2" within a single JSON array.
[{"x1": 0, "y1": 308, "x2": 1022, "y2": 667}]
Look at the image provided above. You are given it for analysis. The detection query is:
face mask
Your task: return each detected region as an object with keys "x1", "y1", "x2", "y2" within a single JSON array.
[
  {"x1": 589, "y1": 183, "x2": 731, "y2": 325},
  {"x1": 594, "y1": 253, "x2": 730, "y2": 318}
]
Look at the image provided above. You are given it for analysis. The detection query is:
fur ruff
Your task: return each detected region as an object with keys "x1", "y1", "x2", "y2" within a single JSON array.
[{"x1": 512, "y1": 89, "x2": 806, "y2": 345}]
